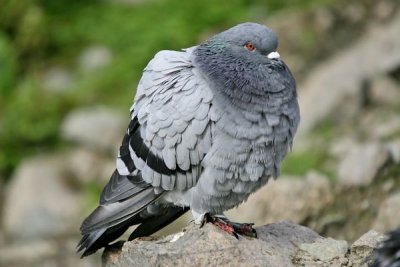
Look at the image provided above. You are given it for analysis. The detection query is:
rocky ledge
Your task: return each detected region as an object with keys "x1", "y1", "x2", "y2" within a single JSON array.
[{"x1": 102, "y1": 221, "x2": 385, "y2": 267}]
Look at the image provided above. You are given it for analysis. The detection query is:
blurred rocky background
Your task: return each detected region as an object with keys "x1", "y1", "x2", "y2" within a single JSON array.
[{"x1": 0, "y1": 0, "x2": 399, "y2": 266}]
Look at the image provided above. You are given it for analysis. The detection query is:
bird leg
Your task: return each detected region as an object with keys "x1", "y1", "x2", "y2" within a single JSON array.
[{"x1": 201, "y1": 213, "x2": 257, "y2": 238}]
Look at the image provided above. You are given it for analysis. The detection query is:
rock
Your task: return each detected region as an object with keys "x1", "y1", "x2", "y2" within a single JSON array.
[
  {"x1": 372, "y1": 192, "x2": 400, "y2": 232},
  {"x1": 0, "y1": 239, "x2": 58, "y2": 267},
  {"x1": 103, "y1": 221, "x2": 386, "y2": 267},
  {"x1": 0, "y1": 238, "x2": 101, "y2": 267},
  {"x1": 297, "y1": 12, "x2": 400, "y2": 136},
  {"x1": 61, "y1": 106, "x2": 126, "y2": 152},
  {"x1": 369, "y1": 75, "x2": 400, "y2": 107},
  {"x1": 2, "y1": 156, "x2": 82, "y2": 240},
  {"x1": 338, "y1": 143, "x2": 389, "y2": 187},
  {"x1": 373, "y1": 0, "x2": 398, "y2": 20},
  {"x1": 343, "y1": 3, "x2": 366, "y2": 23},
  {"x1": 103, "y1": 221, "x2": 321, "y2": 267},
  {"x1": 79, "y1": 45, "x2": 113, "y2": 72},
  {"x1": 227, "y1": 171, "x2": 332, "y2": 225},
  {"x1": 42, "y1": 66, "x2": 74, "y2": 93},
  {"x1": 293, "y1": 238, "x2": 349, "y2": 266},
  {"x1": 349, "y1": 230, "x2": 387, "y2": 267},
  {"x1": 65, "y1": 148, "x2": 115, "y2": 184},
  {"x1": 369, "y1": 116, "x2": 400, "y2": 140},
  {"x1": 329, "y1": 137, "x2": 357, "y2": 158}
]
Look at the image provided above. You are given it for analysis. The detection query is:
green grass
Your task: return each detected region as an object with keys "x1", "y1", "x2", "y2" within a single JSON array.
[{"x1": 281, "y1": 150, "x2": 329, "y2": 176}]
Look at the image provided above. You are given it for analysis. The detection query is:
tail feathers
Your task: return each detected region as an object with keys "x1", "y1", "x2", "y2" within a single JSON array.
[
  {"x1": 77, "y1": 228, "x2": 107, "y2": 257},
  {"x1": 129, "y1": 206, "x2": 190, "y2": 240},
  {"x1": 77, "y1": 217, "x2": 138, "y2": 258},
  {"x1": 77, "y1": 205, "x2": 190, "y2": 257},
  {"x1": 80, "y1": 187, "x2": 159, "y2": 234},
  {"x1": 78, "y1": 185, "x2": 162, "y2": 257},
  {"x1": 373, "y1": 229, "x2": 400, "y2": 267},
  {"x1": 77, "y1": 169, "x2": 189, "y2": 258}
]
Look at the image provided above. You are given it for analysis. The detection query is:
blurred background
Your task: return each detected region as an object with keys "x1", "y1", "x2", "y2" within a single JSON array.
[{"x1": 0, "y1": 0, "x2": 399, "y2": 266}]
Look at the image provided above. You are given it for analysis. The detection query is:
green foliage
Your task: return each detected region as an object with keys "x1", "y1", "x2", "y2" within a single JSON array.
[
  {"x1": 0, "y1": 33, "x2": 16, "y2": 95},
  {"x1": 0, "y1": 0, "x2": 47, "y2": 63},
  {"x1": 0, "y1": 78, "x2": 73, "y2": 176},
  {"x1": 281, "y1": 150, "x2": 329, "y2": 176}
]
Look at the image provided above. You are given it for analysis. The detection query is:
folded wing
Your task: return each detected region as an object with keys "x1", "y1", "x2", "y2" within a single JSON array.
[{"x1": 77, "y1": 48, "x2": 214, "y2": 257}]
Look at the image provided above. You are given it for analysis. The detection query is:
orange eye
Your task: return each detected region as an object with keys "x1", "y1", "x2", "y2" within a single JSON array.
[{"x1": 245, "y1": 42, "x2": 256, "y2": 51}]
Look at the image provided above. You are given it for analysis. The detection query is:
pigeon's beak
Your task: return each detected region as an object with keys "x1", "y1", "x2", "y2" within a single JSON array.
[{"x1": 267, "y1": 51, "x2": 280, "y2": 59}]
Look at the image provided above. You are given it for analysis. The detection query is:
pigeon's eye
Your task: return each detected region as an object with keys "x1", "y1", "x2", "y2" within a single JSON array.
[{"x1": 245, "y1": 42, "x2": 256, "y2": 52}]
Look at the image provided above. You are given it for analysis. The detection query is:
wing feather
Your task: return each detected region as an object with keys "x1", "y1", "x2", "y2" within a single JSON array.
[{"x1": 116, "y1": 49, "x2": 214, "y2": 191}]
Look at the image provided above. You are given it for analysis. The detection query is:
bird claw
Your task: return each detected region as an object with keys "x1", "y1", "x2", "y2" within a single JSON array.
[
  {"x1": 231, "y1": 222, "x2": 257, "y2": 238},
  {"x1": 201, "y1": 213, "x2": 257, "y2": 238}
]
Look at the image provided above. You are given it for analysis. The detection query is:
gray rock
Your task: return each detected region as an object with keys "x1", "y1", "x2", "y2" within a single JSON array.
[
  {"x1": 0, "y1": 240, "x2": 58, "y2": 266},
  {"x1": 79, "y1": 45, "x2": 113, "y2": 72},
  {"x1": 369, "y1": 117, "x2": 400, "y2": 140},
  {"x1": 42, "y1": 66, "x2": 74, "y2": 92},
  {"x1": 65, "y1": 148, "x2": 115, "y2": 184},
  {"x1": 329, "y1": 137, "x2": 357, "y2": 158},
  {"x1": 293, "y1": 238, "x2": 349, "y2": 266},
  {"x1": 372, "y1": 192, "x2": 400, "y2": 232},
  {"x1": 103, "y1": 221, "x2": 321, "y2": 267},
  {"x1": 103, "y1": 221, "x2": 386, "y2": 267},
  {"x1": 61, "y1": 106, "x2": 126, "y2": 152},
  {"x1": 338, "y1": 143, "x2": 389, "y2": 187},
  {"x1": 373, "y1": 0, "x2": 398, "y2": 20},
  {"x1": 2, "y1": 156, "x2": 82, "y2": 240},
  {"x1": 226, "y1": 171, "x2": 332, "y2": 225},
  {"x1": 0, "y1": 238, "x2": 101, "y2": 267},
  {"x1": 297, "y1": 12, "x2": 400, "y2": 136},
  {"x1": 349, "y1": 230, "x2": 387, "y2": 267},
  {"x1": 369, "y1": 75, "x2": 400, "y2": 107}
]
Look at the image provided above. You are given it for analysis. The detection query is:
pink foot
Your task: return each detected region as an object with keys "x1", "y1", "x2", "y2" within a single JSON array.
[{"x1": 202, "y1": 213, "x2": 257, "y2": 238}]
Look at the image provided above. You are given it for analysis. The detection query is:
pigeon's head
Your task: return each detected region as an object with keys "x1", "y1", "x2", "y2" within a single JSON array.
[
  {"x1": 194, "y1": 22, "x2": 296, "y2": 111},
  {"x1": 213, "y1": 22, "x2": 280, "y2": 60}
]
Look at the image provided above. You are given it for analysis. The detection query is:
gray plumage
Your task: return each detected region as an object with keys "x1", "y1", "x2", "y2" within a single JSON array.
[{"x1": 78, "y1": 22, "x2": 300, "y2": 257}]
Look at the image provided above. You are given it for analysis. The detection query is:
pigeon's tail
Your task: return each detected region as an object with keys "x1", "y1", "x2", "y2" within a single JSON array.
[
  {"x1": 77, "y1": 205, "x2": 189, "y2": 258},
  {"x1": 77, "y1": 170, "x2": 189, "y2": 257},
  {"x1": 77, "y1": 215, "x2": 138, "y2": 258},
  {"x1": 129, "y1": 206, "x2": 190, "y2": 240},
  {"x1": 372, "y1": 229, "x2": 400, "y2": 267},
  {"x1": 77, "y1": 185, "x2": 160, "y2": 257}
]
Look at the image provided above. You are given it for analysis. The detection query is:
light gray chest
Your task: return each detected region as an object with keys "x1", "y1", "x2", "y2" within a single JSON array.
[{"x1": 186, "y1": 97, "x2": 298, "y2": 214}]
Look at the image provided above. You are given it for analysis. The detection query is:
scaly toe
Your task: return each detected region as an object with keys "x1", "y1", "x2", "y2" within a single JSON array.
[{"x1": 202, "y1": 214, "x2": 256, "y2": 239}]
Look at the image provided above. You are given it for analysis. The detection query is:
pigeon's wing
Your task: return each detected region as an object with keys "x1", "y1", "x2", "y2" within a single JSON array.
[
  {"x1": 117, "y1": 48, "x2": 214, "y2": 191},
  {"x1": 78, "y1": 48, "x2": 214, "y2": 257}
]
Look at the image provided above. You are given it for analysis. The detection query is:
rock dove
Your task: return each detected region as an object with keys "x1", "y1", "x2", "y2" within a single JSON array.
[
  {"x1": 77, "y1": 22, "x2": 300, "y2": 257},
  {"x1": 373, "y1": 229, "x2": 400, "y2": 267}
]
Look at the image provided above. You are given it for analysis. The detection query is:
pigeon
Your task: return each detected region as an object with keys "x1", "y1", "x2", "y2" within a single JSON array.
[
  {"x1": 373, "y1": 229, "x2": 400, "y2": 267},
  {"x1": 77, "y1": 22, "x2": 300, "y2": 257}
]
